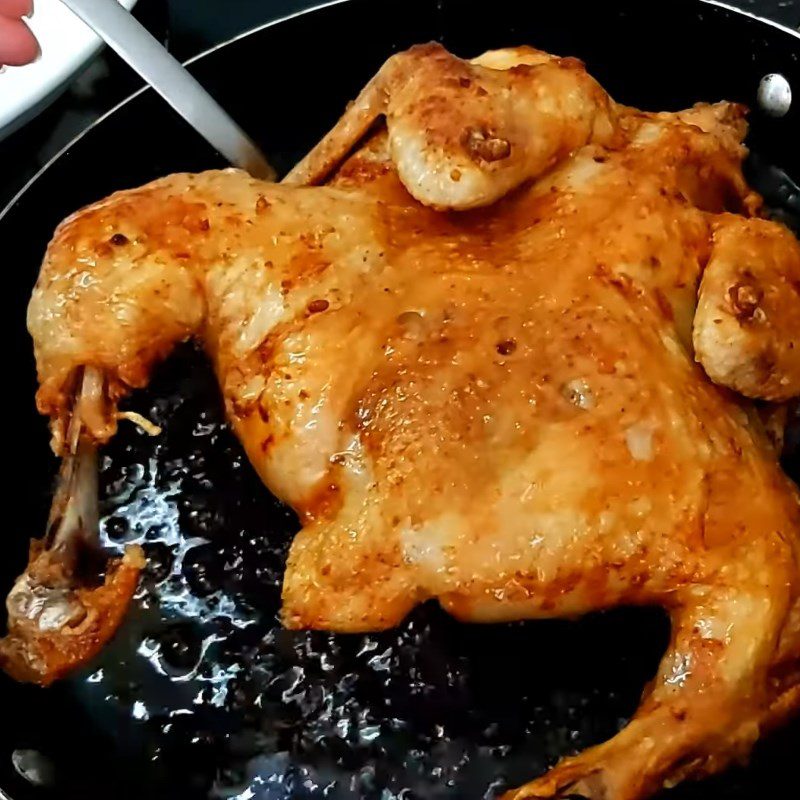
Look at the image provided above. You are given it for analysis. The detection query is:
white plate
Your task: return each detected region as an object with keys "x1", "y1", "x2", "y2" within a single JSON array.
[{"x1": 0, "y1": 0, "x2": 137, "y2": 142}]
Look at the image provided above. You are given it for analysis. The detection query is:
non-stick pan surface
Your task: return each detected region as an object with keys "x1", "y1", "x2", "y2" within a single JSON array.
[{"x1": 1, "y1": 1, "x2": 799, "y2": 798}]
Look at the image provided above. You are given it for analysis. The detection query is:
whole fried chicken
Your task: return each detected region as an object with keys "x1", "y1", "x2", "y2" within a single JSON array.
[{"x1": 3, "y1": 43, "x2": 800, "y2": 800}]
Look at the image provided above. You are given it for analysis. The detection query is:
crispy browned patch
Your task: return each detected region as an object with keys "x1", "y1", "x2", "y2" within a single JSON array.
[
  {"x1": 727, "y1": 277, "x2": 764, "y2": 322},
  {"x1": 462, "y1": 127, "x2": 512, "y2": 163},
  {"x1": 0, "y1": 544, "x2": 143, "y2": 686}
]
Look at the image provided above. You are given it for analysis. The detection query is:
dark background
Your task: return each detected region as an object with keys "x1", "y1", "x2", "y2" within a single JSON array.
[{"x1": 0, "y1": 0, "x2": 798, "y2": 208}]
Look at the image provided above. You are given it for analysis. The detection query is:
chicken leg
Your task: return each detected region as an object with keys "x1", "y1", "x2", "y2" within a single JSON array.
[
  {"x1": 505, "y1": 538, "x2": 799, "y2": 799},
  {"x1": 0, "y1": 368, "x2": 144, "y2": 684}
]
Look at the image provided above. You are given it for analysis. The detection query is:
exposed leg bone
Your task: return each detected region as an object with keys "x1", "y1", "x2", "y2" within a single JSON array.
[{"x1": 0, "y1": 368, "x2": 144, "y2": 685}]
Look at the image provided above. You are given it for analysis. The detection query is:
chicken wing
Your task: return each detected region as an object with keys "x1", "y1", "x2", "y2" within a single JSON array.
[
  {"x1": 286, "y1": 43, "x2": 618, "y2": 209},
  {"x1": 4, "y1": 42, "x2": 800, "y2": 800}
]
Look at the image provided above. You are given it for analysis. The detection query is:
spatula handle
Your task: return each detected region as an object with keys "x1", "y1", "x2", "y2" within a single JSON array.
[{"x1": 60, "y1": 0, "x2": 275, "y2": 180}]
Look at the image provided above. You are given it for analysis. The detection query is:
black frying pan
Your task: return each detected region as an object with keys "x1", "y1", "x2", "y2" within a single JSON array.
[{"x1": 1, "y1": 1, "x2": 799, "y2": 798}]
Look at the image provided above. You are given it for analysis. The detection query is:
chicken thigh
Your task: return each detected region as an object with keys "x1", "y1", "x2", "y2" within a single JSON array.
[{"x1": 3, "y1": 43, "x2": 800, "y2": 800}]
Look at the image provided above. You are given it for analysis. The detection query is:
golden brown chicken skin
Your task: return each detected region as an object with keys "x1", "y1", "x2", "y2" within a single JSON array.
[{"x1": 6, "y1": 43, "x2": 800, "y2": 800}]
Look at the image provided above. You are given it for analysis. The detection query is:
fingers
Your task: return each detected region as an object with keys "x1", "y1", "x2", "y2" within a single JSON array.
[
  {"x1": 0, "y1": 0, "x2": 33, "y2": 17},
  {"x1": 0, "y1": 0, "x2": 38, "y2": 67}
]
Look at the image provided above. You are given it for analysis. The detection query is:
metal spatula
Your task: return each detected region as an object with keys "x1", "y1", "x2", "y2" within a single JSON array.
[{"x1": 60, "y1": 0, "x2": 275, "y2": 180}]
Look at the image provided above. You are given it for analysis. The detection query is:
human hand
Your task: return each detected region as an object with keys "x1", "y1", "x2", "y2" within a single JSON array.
[{"x1": 0, "y1": 0, "x2": 38, "y2": 67}]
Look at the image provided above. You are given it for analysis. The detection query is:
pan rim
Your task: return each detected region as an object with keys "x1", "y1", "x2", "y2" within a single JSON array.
[
  {"x1": 1, "y1": 0, "x2": 798, "y2": 224},
  {"x1": 705, "y1": 0, "x2": 800, "y2": 36},
  {"x1": 0, "y1": 2, "x2": 798, "y2": 798}
]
